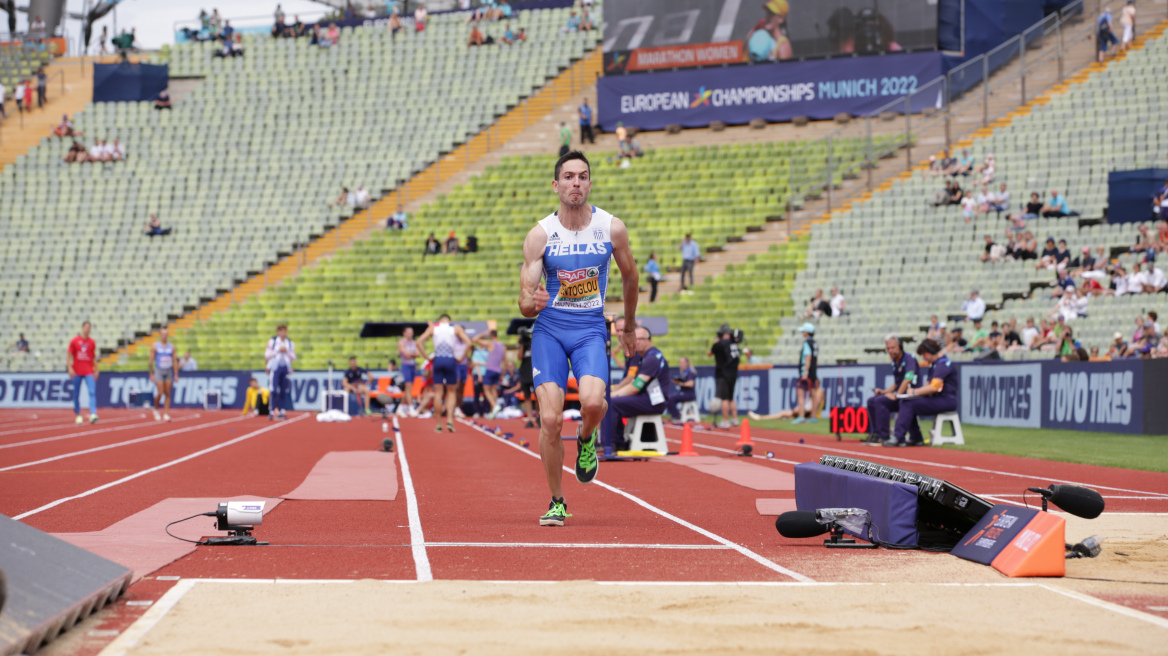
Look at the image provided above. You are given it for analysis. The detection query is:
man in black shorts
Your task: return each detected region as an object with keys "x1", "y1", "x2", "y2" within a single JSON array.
[
  {"x1": 342, "y1": 356, "x2": 371, "y2": 415},
  {"x1": 708, "y1": 325, "x2": 740, "y2": 428}
]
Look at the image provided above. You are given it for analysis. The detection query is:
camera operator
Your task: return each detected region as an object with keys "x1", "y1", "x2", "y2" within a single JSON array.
[
  {"x1": 667, "y1": 356, "x2": 697, "y2": 420},
  {"x1": 708, "y1": 325, "x2": 740, "y2": 428},
  {"x1": 865, "y1": 335, "x2": 919, "y2": 445},
  {"x1": 517, "y1": 325, "x2": 537, "y2": 428}
]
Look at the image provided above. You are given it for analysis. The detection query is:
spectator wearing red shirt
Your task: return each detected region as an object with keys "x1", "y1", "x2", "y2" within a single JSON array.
[{"x1": 68, "y1": 321, "x2": 99, "y2": 423}]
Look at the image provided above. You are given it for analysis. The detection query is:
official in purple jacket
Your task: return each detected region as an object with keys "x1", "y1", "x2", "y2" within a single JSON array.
[
  {"x1": 865, "y1": 334, "x2": 919, "y2": 445},
  {"x1": 609, "y1": 326, "x2": 672, "y2": 450},
  {"x1": 883, "y1": 338, "x2": 958, "y2": 447}
]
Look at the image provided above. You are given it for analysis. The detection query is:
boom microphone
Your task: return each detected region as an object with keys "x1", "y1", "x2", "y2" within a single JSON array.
[
  {"x1": 776, "y1": 511, "x2": 829, "y2": 539},
  {"x1": 1028, "y1": 484, "x2": 1105, "y2": 519}
]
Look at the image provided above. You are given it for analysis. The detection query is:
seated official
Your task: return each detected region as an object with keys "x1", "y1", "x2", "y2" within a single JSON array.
[
  {"x1": 667, "y1": 356, "x2": 697, "y2": 419},
  {"x1": 342, "y1": 356, "x2": 371, "y2": 414},
  {"x1": 883, "y1": 339, "x2": 957, "y2": 447},
  {"x1": 865, "y1": 335, "x2": 920, "y2": 445},
  {"x1": 241, "y1": 377, "x2": 270, "y2": 416},
  {"x1": 609, "y1": 327, "x2": 672, "y2": 450}
]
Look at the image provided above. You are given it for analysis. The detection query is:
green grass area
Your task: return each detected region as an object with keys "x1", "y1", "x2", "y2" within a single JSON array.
[{"x1": 749, "y1": 417, "x2": 1168, "y2": 473}]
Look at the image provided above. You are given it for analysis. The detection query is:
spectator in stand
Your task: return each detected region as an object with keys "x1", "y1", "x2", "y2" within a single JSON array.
[
  {"x1": 330, "y1": 186, "x2": 353, "y2": 207},
  {"x1": 968, "y1": 319, "x2": 990, "y2": 351},
  {"x1": 210, "y1": 8, "x2": 222, "y2": 34},
  {"x1": 679, "y1": 233, "x2": 700, "y2": 291},
  {"x1": 578, "y1": 98, "x2": 595, "y2": 144},
  {"x1": 933, "y1": 179, "x2": 963, "y2": 207},
  {"x1": 1110, "y1": 265, "x2": 1129, "y2": 295},
  {"x1": 388, "y1": 11, "x2": 403, "y2": 37},
  {"x1": 325, "y1": 22, "x2": 340, "y2": 46},
  {"x1": 1041, "y1": 189, "x2": 1071, "y2": 218},
  {"x1": 353, "y1": 185, "x2": 370, "y2": 209},
  {"x1": 1054, "y1": 287, "x2": 1088, "y2": 321},
  {"x1": 580, "y1": 9, "x2": 596, "y2": 31},
  {"x1": 30, "y1": 14, "x2": 45, "y2": 32},
  {"x1": 1098, "y1": 5, "x2": 1118, "y2": 62},
  {"x1": 986, "y1": 321, "x2": 1005, "y2": 352},
  {"x1": 644, "y1": 252, "x2": 662, "y2": 303},
  {"x1": 1057, "y1": 326, "x2": 1087, "y2": 361},
  {"x1": 414, "y1": 5, "x2": 428, "y2": 31},
  {"x1": 423, "y1": 232, "x2": 441, "y2": 257},
  {"x1": 63, "y1": 139, "x2": 87, "y2": 163},
  {"x1": 1126, "y1": 262, "x2": 1149, "y2": 294},
  {"x1": 828, "y1": 286, "x2": 846, "y2": 318},
  {"x1": 1120, "y1": 0, "x2": 1136, "y2": 52},
  {"x1": 12, "y1": 334, "x2": 29, "y2": 358},
  {"x1": 566, "y1": 10, "x2": 581, "y2": 31},
  {"x1": 1036, "y1": 237, "x2": 1061, "y2": 271},
  {"x1": 36, "y1": 68, "x2": 46, "y2": 108},
  {"x1": 977, "y1": 153, "x2": 996, "y2": 184},
  {"x1": 1010, "y1": 192, "x2": 1044, "y2": 228},
  {"x1": 1016, "y1": 317, "x2": 1037, "y2": 349},
  {"x1": 1150, "y1": 311, "x2": 1163, "y2": 336},
  {"x1": 1131, "y1": 224, "x2": 1158, "y2": 262},
  {"x1": 1003, "y1": 318, "x2": 1023, "y2": 350},
  {"x1": 110, "y1": 139, "x2": 125, "y2": 161},
  {"x1": 1014, "y1": 231, "x2": 1038, "y2": 260},
  {"x1": 805, "y1": 289, "x2": 830, "y2": 318},
  {"x1": 502, "y1": 23, "x2": 525, "y2": 44},
  {"x1": 468, "y1": 21, "x2": 485, "y2": 47},
  {"x1": 927, "y1": 315, "x2": 945, "y2": 341},
  {"x1": 89, "y1": 140, "x2": 108, "y2": 163},
  {"x1": 1128, "y1": 324, "x2": 1160, "y2": 358},
  {"x1": 961, "y1": 190, "x2": 977, "y2": 223},
  {"x1": 954, "y1": 149, "x2": 975, "y2": 176},
  {"x1": 925, "y1": 155, "x2": 945, "y2": 178},
  {"x1": 1050, "y1": 268, "x2": 1075, "y2": 298},
  {"x1": 180, "y1": 350, "x2": 198, "y2": 371},
  {"x1": 944, "y1": 326, "x2": 967, "y2": 354},
  {"x1": 1108, "y1": 332, "x2": 1128, "y2": 358},
  {"x1": 962, "y1": 289, "x2": 986, "y2": 322},
  {"x1": 221, "y1": 20, "x2": 235, "y2": 42},
  {"x1": 145, "y1": 213, "x2": 172, "y2": 237},
  {"x1": 987, "y1": 182, "x2": 1010, "y2": 215},
  {"x1": 388, "y1": 203, "x2": 408, "y2": 230},
  {"x1": 980, "y1": 234, "x2": 1003, "y2": 263},
  {"x1": 154, "y1": 90, "x2": 172, "y2": 110},
  {"x1": 445, "y1": 231, "x2": 460, "y2": 255},
  {"x1": 53, "y1": 114, "x2": 76, "y2": 138}
]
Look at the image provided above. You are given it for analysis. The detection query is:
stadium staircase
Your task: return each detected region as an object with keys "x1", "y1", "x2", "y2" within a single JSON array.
[
  {"x1": 0, "y1": 55, "x2": 104, "y2": 169},
  {"x1": 774, "y1": 18, "x2": 1168, "y2": 365}
]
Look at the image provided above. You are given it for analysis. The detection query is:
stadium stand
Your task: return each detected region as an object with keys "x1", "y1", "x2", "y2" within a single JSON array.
[
  {"x1": 111, "y1": 134, "x2": 899, "y2": 371},
  {"x1": 775, "y1": 23, "x2": 1168, "y2": 365},
  {"x1": 0, "y1": 6, "x2": 600, "y2": 372},
  {"x1": 0, "y1": 44, "x2": 53, "y2": 91}
]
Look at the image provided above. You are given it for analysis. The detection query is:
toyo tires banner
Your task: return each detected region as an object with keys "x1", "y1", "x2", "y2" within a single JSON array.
[{"x1": 596, "y1": 51, "x2": 943, "y2": 132}]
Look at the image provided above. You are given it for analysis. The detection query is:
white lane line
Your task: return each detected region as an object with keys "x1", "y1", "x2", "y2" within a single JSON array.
[
  {"x1": 424, "y1": 542, "x2": 733, "y2": 549},
  {"x1": 14, "y1": 415, "x2": 305, "y2": 520},
  {"x1": 1147, "y1": 606, "x2": 1168, "y2": 612},
  {"x1": 458, "y1": 419, "x2": 814, "y2": 583},
  {"x1": 687, "y1": 426, "x2": 1168, "y2": 498},
  {"x1": 1039, "y1": 584, "x2": 1168, "y2": 630},
  {"x1": 663, "y1": 434, "x2": 802, "y2": 465},
  {"x1": 0, "y1": 414, "x2": 144, "y2": 436},
  {"x1": 97, "y1": 578, "x2": 197, "y2": 656},
  {"x1": 396, "y1": 432, "x2": 432, "y2": 582},
  {"x1": 0, "y1": 415, "x2": 249, "y2": 472},
  {"x1": 0, "y1": 414, "x2": 201, "y2": 450}
]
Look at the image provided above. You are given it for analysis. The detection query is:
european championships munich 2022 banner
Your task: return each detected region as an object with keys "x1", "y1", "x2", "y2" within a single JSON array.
[{"x1": 597, "y1": 0, "x2": 943, "y2": 131}]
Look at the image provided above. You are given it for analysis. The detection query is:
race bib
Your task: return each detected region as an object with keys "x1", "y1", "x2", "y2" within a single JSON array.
[
  {"x1": 553, "y1": 266, "x2": 603, "y2": 310},
  {"x1": 647, "y1": 378, "x2": 665, "y2": 405}
]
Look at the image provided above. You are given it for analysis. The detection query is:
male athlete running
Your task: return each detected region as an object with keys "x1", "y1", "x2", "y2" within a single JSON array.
[
  {"x1": 149, "y1": 328, "x2": 178, "y2": 421},
  {"x1": 519, "y1": 151, "x2": 639, "y2": 527}
]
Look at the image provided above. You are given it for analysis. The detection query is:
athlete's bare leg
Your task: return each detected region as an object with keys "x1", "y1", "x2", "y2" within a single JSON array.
[
  {"x1": 576, "y1": 375, "x2": 607, "y2": 441},
  {"x1": 795, "y1": 388, "x2": 808, "y2": 419},
  {"x1": 443, "y1": 384, "x2": 458, "y2": 429},
  {"x1": 535, "y1": 382, "x2": 567, "y2": 499},
  {"x1": 161, "y1": 381, "x2": 172, "y2": 414},
  {"x1": 483, "y1": 384, "x2": 498, "y2": 411}
]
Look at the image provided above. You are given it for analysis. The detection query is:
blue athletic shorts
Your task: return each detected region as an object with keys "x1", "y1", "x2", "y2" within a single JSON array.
[
  {"x1": 401, "y1": 362, "x2": 416, "y2": 382},
  {"x1": 531, "y1": 314, "x2": 608, "y2": 392},
  {"x1": 432, "y1": 356, "x2": 458, "y2": 385},
  {"x1": 483, "y1": 370, "x2": 501, "y2": 386},
  {"x1": 456, "y1": 361, "x2": 468, "y2": 382}
]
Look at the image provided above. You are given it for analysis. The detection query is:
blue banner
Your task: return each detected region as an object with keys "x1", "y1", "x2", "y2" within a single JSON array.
[
  {"x1": 1043, "y1": 360, "x2": 1143, "y2": 434},
  {"x1": 960, "y1": 363, "x2": 1042, "y2": 429},
  {"x1": 93, "y1": 63, "x2": 169, "y2": 103},
  {"x1": 597, "y1": 51, "x2": 943, "y2": 131}
]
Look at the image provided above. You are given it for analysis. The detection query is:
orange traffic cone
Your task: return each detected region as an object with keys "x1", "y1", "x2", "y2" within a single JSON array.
[
  {"x1": 736, "y1": 418, "x2": 754, "y2": 448},
  {"x1": 677, "y1": 423, "x2": 698, "y2": 457}
]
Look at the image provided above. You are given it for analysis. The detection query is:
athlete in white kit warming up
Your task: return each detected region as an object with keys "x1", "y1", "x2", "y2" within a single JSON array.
[{"x1": 518, "y1": 151, "x2": 639, "y2": 527}]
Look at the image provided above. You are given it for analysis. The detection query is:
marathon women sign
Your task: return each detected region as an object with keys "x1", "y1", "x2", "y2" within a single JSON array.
[{"x1": 596, "y1": 51, "x2": 943, "y2": 132}]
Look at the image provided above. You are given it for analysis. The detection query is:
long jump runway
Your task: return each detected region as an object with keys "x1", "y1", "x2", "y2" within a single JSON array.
[{"x1": 2, "y1": 409, "x2": 1166, "y2": 656}]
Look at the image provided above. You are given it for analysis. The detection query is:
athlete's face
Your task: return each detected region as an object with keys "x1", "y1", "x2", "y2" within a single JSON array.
[
  {"x1": 404, "y1": 327, "x2": 414, "y2": 339},
  {"x1": 554, "y1": 160, "x2": 591, "y2": 208},
  {"x1": 160, "y1": 328, "x2": 169, "y2": 343},
  {"x1": 82, "y1": 322, "x2": 91, "y2": 338}
]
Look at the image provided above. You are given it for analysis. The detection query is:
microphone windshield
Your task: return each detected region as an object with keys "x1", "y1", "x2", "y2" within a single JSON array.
[
  {"x1": 776, "y1": 511, "x2": 829, "y2": 539},
  {"x1": 1048, "y1": 484, "x2": 1105, "y2": 519}
]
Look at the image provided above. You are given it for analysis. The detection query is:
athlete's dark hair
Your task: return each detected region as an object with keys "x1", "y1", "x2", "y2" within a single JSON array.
[
  {"x1": 276, "y1": 324, "x2": 287, "y2": 331},
  {"x1": 349, "y1": 355, "x2": 357, "y2": 361},
  {"x1": 917, "y1": 338, "x2": 942, "y2": 356},
  {"x1": 438, "y1": 313, "x2": 451, "y2": 321},
  {"x1": 554, "y1": 150, "x2": 590, "y2": 180}
]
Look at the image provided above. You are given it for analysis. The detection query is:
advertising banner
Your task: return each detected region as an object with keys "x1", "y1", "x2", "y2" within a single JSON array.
[
  {"x1": 605, "y1": 42, "x2": 746, "y2": 74},
  {"x1": 597, "y1": 51, "x2": 943, "y2": 131},
  {"x1": 960, "y1": 363, "x2": 1042, "y2": 429},
  {"x1": 603, "y1": 0, "x2": 937, "y2": 71},
  {"x1": 1043, "y1": 360, "x2": 1142, "y2": 434}
]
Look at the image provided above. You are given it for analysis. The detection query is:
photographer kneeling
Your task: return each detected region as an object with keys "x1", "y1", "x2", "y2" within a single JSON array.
[{"x1": 609, "y1": 326, "x2": 672, "y2": 450}]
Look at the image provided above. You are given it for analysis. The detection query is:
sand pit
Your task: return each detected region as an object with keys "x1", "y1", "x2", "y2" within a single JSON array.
[{"x1": 111, "y1": 580, "x2": 1168, "y2": 656}]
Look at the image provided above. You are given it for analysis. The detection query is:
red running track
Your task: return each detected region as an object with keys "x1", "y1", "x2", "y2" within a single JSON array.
[{"x1": 3, "y1": 408, "x2": 1168, "y2": 655}]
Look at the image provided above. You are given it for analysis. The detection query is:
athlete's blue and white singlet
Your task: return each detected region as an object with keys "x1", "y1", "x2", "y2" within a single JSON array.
[
  {"x1": 531, "y1": 206, "x2": 613, "y2": 391},
  {"x1": 431, "y1": 322, "x2": 459, "y2": 386}
]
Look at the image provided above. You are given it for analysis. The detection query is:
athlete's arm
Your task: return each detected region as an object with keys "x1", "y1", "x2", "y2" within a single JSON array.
[
  {"x1": 518, "y1": 225, "x2": 549, "y2": 318},
  {"x1": 610, "y1": 218, "x2": 639, "y2": 359},
  {"x1": 397, "y1": 339, "x2": 407, "y2": 358},
  {"x1": 455, "y1": 326, "x2": 473, "y2": 362},
  {"x1": 416, "y1": 325, "x2": 434, "y2": 347},
  {"x1": 66, "y1": 346, "x2": 75, "y2": 378},
  {"x1": 148, "y1": 343, "x2": 156, "y2": 380}
]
